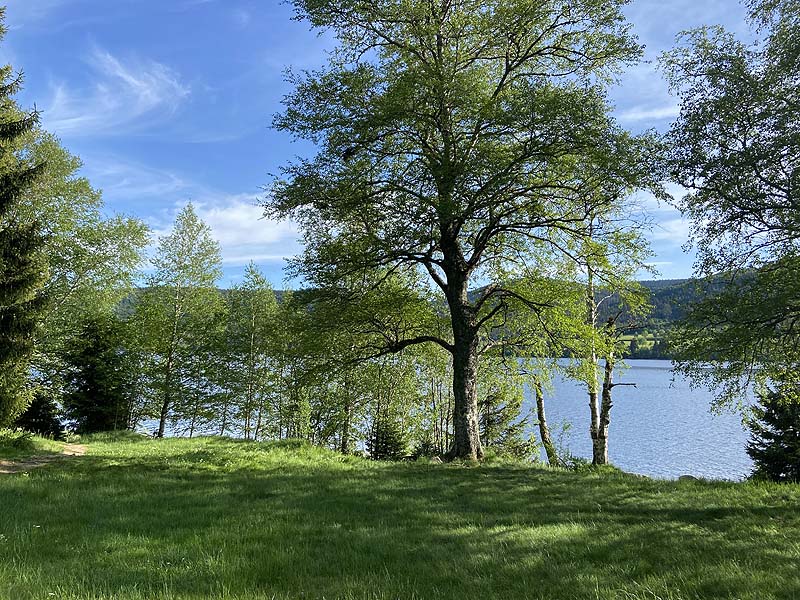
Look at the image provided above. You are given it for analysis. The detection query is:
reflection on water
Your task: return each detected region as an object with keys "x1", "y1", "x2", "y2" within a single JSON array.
[{"x1": 526, "y1": 359, "x2": 753, "y2": 480}]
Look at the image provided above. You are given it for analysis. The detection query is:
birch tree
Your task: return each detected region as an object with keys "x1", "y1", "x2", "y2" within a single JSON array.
[
  {"x1": 226, "y1": 262, "x2": 279, "y2": 439},
  {"x1": 135, "y1": 204, "x2": 223, "y2": 438}
]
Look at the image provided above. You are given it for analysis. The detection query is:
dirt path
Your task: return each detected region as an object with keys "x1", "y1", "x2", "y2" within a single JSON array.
[{"x1": 0, "y1": 444, "x2": 87, "y2": 475}]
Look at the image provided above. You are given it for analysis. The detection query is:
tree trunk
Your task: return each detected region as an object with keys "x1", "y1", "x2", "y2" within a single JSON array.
[
  {"x1": 340, "y1": 385, "x2": 352, "y2": 454},
  {"x1": 157, "y1": 288, "x2": 182, "y2": 439},
  {"x1": 157, "y1": 350, "x2": 173, "y2": 438},
  {"x1": 445, "y1": 297, "x2": 483, "y2": 460},
  {"x1": 534, "y1": 378, "x2": 558, "y2": 466},
  {"x1": 220, "y1": 394, "x2": 229, "y2": 437},
  {"x1": 596, "y1": 352, "x2": 616, "y2": 465},
  {"x1": 585, "y1": 266, "x2": 605, "y2": 465}
]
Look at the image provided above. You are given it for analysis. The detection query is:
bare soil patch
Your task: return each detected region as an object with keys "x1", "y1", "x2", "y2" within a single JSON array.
[{"x1": 0, "y1": 444, "x2": 87, "y2": 475}]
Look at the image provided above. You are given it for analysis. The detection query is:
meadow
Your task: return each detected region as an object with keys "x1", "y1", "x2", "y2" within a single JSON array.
[{"x1": 1, "y1": 434, "x2": 798, "y2": 600}]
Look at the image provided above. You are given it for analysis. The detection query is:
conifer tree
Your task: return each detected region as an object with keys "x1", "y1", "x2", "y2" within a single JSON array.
[
  {"x1": 62, "y1": 314, "x2": 136, "y2": 433},
  {"x1": 0, "y1": 11, "x2": 46, "y2": 426},
  {"x1": 368, "y1": 406, "x2": 407, "y2": 461},
  {"x1": 747, "y1": 385, "x2": 800, "y2": 483}
]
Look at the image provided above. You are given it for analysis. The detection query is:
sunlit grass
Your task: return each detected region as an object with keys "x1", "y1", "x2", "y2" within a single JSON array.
[
  {"x1": 0, "y1": 429, "x2": 66, "y2": 460},
  {"x1": 1, "y1": 434, "x2": 798, "y2": 599}
]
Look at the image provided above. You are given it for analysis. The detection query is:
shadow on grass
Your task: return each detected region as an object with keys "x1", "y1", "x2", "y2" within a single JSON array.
[{"x1": 1, "y1": 438, "x2": 798, "y2": 599}]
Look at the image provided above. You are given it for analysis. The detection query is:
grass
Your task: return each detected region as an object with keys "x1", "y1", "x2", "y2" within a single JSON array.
[
  {"x1": 0, "y1": 428, "x2": 66, "y2": 459},
  {"x1": 1, "y1": 434, "x2": 799, "y2": 599}
]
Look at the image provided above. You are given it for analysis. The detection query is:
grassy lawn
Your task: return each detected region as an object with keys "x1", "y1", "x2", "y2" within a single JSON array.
[{"x1": 1, "y1": 434, "x2": 798, "y2": 599}]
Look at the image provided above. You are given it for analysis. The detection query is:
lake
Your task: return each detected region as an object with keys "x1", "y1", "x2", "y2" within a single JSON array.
[{"x1": 527, "y1": 359, "x2": 754, "y2": 481}]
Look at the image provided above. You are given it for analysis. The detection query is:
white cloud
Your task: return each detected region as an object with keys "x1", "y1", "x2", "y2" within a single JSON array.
[
  {"x1": 85, "y1": 158, "x2": 192, "y2": 202},
  {"x1": 651, "y1": 218, "x2": 692, "y2": 244},
  {"x1": 147, "y1": 195, "x2": 300, "y2": 267},
  {"x1": 194, "y1": 196, "x2": 300, "y2": 265},
  {"x1": 617, "y1": 104, "x2": 680, "y2": 123},
  {"x1": 42, "y1": 46, "x2": 190, "y2": 137}
]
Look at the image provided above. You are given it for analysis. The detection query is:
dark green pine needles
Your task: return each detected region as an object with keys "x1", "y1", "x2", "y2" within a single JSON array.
[{"x1": 0, "y1": 24, "x2": 47, "y2": 427}]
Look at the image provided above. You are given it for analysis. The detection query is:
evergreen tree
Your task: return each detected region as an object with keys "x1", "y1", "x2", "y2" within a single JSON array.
[
  {"x1": 368, "y1": 406, "x2": 407, "y2": 461},
  {"x1": 747, "y1": 385, "x2": 800, "y2": 483},
  {"x1": 62, "y1": 314, "x2": 136, "y2": 433},
  {"x1": 0, "y1": 12, "x2": 46, "y2": 426},
  {"x1": 478, "y1": 365, "x2": 534, "y2": 460},
  {"x1": 14, "y1": 388, "x2": 63, "y2": 439}
]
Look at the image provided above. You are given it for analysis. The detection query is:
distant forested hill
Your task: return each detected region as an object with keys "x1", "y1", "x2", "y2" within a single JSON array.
[
  {"x1": 119, "y1": 279, "x2": 704, "y2": 360},
  {"x1": 608, "y1": 278, "x2": 706, "y2": 359}
]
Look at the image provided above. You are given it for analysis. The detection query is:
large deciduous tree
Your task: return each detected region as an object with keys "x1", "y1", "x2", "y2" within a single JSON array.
[
  {"x1": 269, "y1": 0, "x2": 656, "y2": 459},
  {"x1": 662, "y1": 0, "x2": 800, "y2": 404},
  {"x1": 0, "y1": 12, "x2": 45, "y2": 426}
]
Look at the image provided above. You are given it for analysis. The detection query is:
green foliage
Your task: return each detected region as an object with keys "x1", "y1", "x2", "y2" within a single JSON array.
[
  {"x1": 62, "y1": 314, "x2": 137, "y2": 433},
  {"x1": 133, "y1": 203, "x2": 225, "y2": 437},
  {"x1": 367, "y1": 406, "x2": 407, "y2": 461},
  {"x1": 747, "y1": 384, "x2": 800, "y2": 483},
  {"x1": 0, "y1": 21, "x2": 46, "y2": 426},
  {"x1": 14, "y1": 131, "x2": 149, "y2": 378},
  {"x1": 662, "y1": 0, "x2": 800, "y2": 405},
  {"x1": 14, "y1": 388, "x2": 64, "y2": 439},
  {"x1": 477, "y1": 362, "x2": 536, "y2": 460},
  {"x1": 224, "y1": 262, "x2": 280, "y2": 439},
  {"x1": 673, "y1": 261, "x2": 800, "y2": 407},
  {"x1": 270, "y1": 0, "x2": 660, "y2": 459}
]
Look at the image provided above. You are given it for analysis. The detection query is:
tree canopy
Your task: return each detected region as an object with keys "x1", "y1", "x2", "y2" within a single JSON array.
[
  {"x1": 663, "y1": 0, "x2": 800, "y2": 403},
  {"x1": 270, "y1": 0, "x2": 662, "y2": 459}
]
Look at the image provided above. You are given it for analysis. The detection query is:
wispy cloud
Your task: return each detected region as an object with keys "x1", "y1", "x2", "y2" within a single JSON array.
[
  {"x1": 618, "y1": 104, "x2": 680, "y2": 123},
  {"x1": 84, "y1": 157, "x2": 193, "y2": 203},
  {"x1": 42, "y1": 46, "x2": 190, "y2": 137},
  {"x1": 651, "y1": 218, "x2": 692, "y2": 244},
  {"x1": 91, "y1": 158, "x2": 300, "y2": 269}
]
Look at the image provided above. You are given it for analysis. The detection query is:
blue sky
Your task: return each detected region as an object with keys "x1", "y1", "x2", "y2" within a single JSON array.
[{"x1": 2, "y1": 0, "x2": 751, "y2": 287}]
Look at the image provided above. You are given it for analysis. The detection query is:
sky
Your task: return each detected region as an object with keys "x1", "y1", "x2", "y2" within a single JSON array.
[{"x1": 2, "y1": 0, "x2": 752, "y2": 288}]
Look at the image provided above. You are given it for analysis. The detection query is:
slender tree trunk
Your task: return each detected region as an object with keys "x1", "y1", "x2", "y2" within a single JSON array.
[
  {"x1": 534, "y1": 378, "x2": 558, "y2": 466},
  {"x1": 585, "y1": 265, "x2": 605, "y2": 465},
  {"x1": 444, "y1": 384, "x2": 451, "y2": 454},
  {"x1": 597, "y1": 350, "x2": 616, "y2": 465},
  {"x1": 220, "y1": 394, "x2": 229, "y2": 437},
  {"x1": 158, "y1": 288, "x2": 182, "y2": 439},
  {"x1": 244, "y1": 311, "x2": 257, "y2": 440},
  {"x1": 158, "y1": 349, "x2": 174, "y2": 438},
  {"x1": 340, "y1": 382, "x2": 352, "y2": 454}
]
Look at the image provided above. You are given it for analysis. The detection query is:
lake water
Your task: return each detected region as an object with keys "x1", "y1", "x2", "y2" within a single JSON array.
[{"x1": 526, "y1": 360, "x2": 753, "y2": 481}]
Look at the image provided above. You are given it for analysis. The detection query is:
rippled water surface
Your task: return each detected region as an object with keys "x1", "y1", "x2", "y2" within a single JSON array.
[{"x1": 525, "y1": 360, "x2": 753, "y2": 481}]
